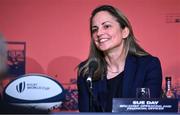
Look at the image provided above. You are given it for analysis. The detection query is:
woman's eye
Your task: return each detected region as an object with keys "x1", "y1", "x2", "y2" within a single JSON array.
[
  {"x1": 92, "y1": 28, "x2": 97, "y2": 33},
  {"x1": 104, "y1": 25, "x2": 111, "y2": 29}
]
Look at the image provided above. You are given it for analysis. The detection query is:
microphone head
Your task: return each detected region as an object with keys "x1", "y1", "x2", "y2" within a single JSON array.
[
  {"x1": 87, "y1": 59, "x2": 98, "y2": 82},
  {"x1": 89, "y1": 59, "x2": 98, "y2": 72}
]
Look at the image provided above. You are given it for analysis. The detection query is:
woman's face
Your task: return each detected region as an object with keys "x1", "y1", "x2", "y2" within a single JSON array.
[{"x1": 91, "y1": 11, "x2": 128, "y2": 52}]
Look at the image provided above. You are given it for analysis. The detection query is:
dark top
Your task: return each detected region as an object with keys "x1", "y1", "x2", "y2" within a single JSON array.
[
  {"x1": 77, "y1": 54, "x2": 163, "y2": 112},
  {"x1": 106, "y1": 71, "x2": 124, "y2": 112}
]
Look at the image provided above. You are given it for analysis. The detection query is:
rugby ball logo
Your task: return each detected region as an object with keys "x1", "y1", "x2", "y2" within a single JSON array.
[
  {"x1": 16, "y1": 81, "x2": 26, "y2": 93},
  {"x1": 3, "y1": 74, "x2": 66, "y2": 110}
]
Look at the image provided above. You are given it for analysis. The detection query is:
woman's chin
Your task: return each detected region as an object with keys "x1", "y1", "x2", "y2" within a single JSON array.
[{"x1": 98, "y1": 47, "x2": 111, "y2": 52}]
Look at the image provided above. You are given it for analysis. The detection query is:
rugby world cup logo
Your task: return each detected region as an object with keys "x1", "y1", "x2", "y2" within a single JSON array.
[{"x1": 16, "y1": 81, "x2": 26, "y2": 93}]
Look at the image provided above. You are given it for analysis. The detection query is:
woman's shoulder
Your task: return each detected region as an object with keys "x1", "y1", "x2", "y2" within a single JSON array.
[
  {"x1": 141, "y1": 55, "x2": 160, "y2": 63},
  {"x1": 78, "y1": 60, "x2": 88, "y2": 68},
  {"x1": 128, "y1": 54, "x2": 161, "y2": 65},
  {"x1": 138, "y1": 55, "x2": 161, "y2": 69},
  {"x1": 127, "y1": 54, "x2": 162, "y2": 74},
  {"x1": 139, "y1": 54, "x2": 160, "y2": 61},
  {"x1": 77, "y1": 60, "x2": 88, "y2": 80}
]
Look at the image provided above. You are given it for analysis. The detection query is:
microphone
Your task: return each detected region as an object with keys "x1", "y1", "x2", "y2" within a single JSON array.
[
  {"x1": 86, "y1": 60, "x2": 98, "y2": 83},
  {"x1": 86, "y1": 60, "x2": 98, "y2": 112}
]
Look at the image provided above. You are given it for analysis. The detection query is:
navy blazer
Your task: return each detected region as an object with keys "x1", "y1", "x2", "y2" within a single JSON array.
[{"x1": 77, "y1": 54, "x2": 162, "y2": 112}]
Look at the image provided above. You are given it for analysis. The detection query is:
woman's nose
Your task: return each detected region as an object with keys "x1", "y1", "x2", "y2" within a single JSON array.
[{"x1": 97, "y1": 28, "x2": 104, "y2": 38}]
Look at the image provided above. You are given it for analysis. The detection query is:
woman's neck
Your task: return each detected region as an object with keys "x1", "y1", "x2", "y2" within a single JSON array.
[{"x1": 104, "y1": 45, "x2": 126, "y2": 79}]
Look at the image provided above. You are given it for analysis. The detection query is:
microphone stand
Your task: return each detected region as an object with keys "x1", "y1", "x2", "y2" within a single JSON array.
[
  {"x1": 87, "y1": 77, "x2": 93, "y2": 112},
  {"x1": 86, "y1": 60, "x2": 102, "y2": 112},
  {"x1": 87, "y1": 78, "x2": 105, "y2": 112}
]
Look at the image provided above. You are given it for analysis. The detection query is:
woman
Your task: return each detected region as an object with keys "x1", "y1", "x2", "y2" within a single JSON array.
[{"x1": 77, "y1": 5, "x2": 162, "y2": 112}]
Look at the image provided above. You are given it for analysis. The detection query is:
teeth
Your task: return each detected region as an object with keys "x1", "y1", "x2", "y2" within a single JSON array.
[{"x1": 99, "y1": 38, "x2": 108, "y2": 43}]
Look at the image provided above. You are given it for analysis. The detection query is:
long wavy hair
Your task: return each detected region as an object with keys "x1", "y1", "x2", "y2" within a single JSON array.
[{"x1": 78, "y1": 5, "x2": 149, "y2": 80}]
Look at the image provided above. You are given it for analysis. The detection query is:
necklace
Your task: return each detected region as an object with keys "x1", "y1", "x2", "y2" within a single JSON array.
[{"x1": 108, "y1": 69, "x2": 120, "y2": 73}]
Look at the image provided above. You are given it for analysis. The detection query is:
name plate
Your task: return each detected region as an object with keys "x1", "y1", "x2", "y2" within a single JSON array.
[{"x1": 112, "y1": 98, "x2": 178, "y2": 113}]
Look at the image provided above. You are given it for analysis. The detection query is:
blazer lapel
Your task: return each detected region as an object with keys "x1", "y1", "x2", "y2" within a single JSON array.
[{"x1": 122, "y1": 55, "x2": 137, "y2": 97}]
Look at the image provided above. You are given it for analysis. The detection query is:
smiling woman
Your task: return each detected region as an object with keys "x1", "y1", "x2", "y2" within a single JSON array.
[{"x1": 77, "y1": 5, "x2": 162, "y2": 112}]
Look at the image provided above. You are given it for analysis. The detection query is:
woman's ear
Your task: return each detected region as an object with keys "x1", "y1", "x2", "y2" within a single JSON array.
[{"x1": 122, "y1": 27, "x2": 130, "y2": 39}]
